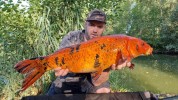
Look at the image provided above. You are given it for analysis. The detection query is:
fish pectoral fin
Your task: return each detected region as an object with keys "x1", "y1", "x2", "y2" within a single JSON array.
[
  {"x1": 116, "y1": 51, "x2": 135, "y2": 69},
  {"x1": 115, "y1": 50, "x2": 128, "y2": 66},
  {"x1": 129, "y1": 63, "x2": 135, "y2": 69},
  {"x1": 91, "y1": 69, "x2": 103, "y2": 82},
  {"x1": 115, "y1": 50, "x2": 123, "y2": 65}
]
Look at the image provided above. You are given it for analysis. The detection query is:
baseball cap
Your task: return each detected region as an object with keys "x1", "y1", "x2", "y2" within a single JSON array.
[{"x1": 86, "y1": 9, "x2": 106, "y2": 24}]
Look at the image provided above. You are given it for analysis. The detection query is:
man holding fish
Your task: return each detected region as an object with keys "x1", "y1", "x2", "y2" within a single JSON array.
[{"x1": 47, "y1": 9, "x2": 131, "y2": 94}]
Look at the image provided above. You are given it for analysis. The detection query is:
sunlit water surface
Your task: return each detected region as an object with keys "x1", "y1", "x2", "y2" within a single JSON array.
[{"x1": 110, "y1": 54, "x2": 178, "y2": 94}]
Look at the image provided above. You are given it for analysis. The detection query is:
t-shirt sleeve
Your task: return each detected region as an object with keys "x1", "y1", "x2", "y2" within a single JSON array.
[
  {"x1": 59, "y1": 31, "x2": 82, "y2": 49},
  {"x1": 59, "y1": 34, "x2": 73, "y2": 49}
]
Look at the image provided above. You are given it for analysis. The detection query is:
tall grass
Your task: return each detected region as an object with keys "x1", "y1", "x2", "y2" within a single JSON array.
[{"x1": 0, "y1": 6, "x2": 84, "y2": 99}]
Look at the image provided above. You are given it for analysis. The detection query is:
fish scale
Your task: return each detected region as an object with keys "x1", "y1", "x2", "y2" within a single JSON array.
[{"x1": 14, "y1": 34, "x2": 153, "y2": 91}]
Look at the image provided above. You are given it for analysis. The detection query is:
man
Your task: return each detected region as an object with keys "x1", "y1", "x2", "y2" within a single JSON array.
[{"x1": 47, "y1": 9, "x2": 131, "y2": 95}]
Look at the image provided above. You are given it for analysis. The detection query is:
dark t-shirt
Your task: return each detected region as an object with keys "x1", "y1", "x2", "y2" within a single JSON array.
[{"x1": 59, "y1": 30, "x2": 90, "y2": 49}]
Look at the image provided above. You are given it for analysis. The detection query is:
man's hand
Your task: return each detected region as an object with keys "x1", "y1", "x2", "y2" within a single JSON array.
[
  {"x1": 54, "y1": 67, "x2": 69, "y2": 76},
  {"x1": 111, "y1": 60, "x2": 131, "y2": 70}
]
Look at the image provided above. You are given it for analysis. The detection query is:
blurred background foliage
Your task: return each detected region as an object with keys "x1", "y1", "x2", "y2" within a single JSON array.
[{"x1": 0, "y1": 0, "x2": 178, "y2": 99}]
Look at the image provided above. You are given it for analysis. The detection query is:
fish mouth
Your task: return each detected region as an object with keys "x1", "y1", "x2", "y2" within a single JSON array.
[{"x1": 146, "y1": 47, "x2": 153, "y2": 55}]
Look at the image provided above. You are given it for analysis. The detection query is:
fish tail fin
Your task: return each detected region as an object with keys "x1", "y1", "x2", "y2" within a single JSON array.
[{"x1": 14, "y1": 57, "x2": 47, "y2": 91}]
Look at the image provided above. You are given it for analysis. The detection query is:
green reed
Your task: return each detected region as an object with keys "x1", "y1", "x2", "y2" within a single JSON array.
[{"x1": 0, "y1": 6, "x2": 83, "y2": 99}]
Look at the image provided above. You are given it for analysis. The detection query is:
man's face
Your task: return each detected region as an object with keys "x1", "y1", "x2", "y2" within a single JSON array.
[{"x1": 85, "y1": 21, "x2": 106, "y2": 39}]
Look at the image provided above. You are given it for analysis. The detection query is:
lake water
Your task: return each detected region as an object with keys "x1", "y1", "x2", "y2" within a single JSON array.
[{"x1": 110, "y1": 54, "x2": 178, "y2": 94}]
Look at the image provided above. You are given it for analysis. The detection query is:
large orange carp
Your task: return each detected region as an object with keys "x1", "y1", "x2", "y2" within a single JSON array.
[{"x1": 14, "y1": 34, "x2": 153, "y2": 91}]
